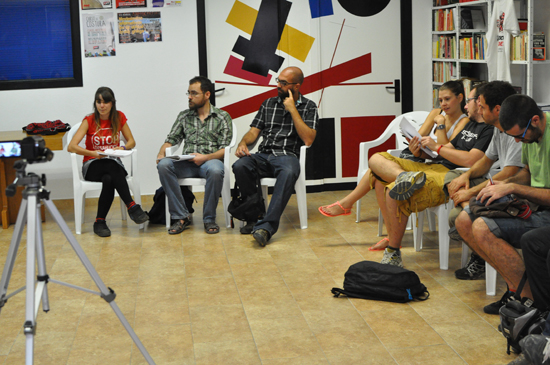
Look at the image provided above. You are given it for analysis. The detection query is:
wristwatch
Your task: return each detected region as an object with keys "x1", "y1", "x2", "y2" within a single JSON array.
[{"x1": 435, "y1": 124, "x2": 446, "y2": 130}]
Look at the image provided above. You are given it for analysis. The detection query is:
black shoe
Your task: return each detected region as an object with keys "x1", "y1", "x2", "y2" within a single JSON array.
[
  {"x1": 455, "y1": 252, "x2": 486, "y2": 280},
  {"x1": 484, "y1": 290, "x2": 515, "y2": 315},
  {"x1": 128, "y1": 204, "x2": 149, "y2": 224},
  {"x1": 520, "y1": 334, "x2": 550, "y2": 365},
  {"x1": 93, "y1": 220, "x2": 111, "y2": 237},
  {"x1": 252, "y1": 229, "x2": 271, "y2": 247},
  {"x1": 240, "y1": 221, "x2": 255, "y2": 234}
]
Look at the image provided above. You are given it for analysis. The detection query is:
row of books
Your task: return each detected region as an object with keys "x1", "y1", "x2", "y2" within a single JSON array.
[
  {"x1": 433, "y1": 61, "x2": 457, "y2": 83},
  {"x1": 432, "y1": 35, "x2": 457, "y2": 59},
  {"x1": 459, "y1": 34, "x2": 487, "y2": 60},
  {"x1": 433, "y1": 8, "x2": 455, "y2": 31},
  {"x1": 510, "y1": 32, "x2": 546, "y2": 61},
  {"x1": 433, "y1": 0, "x2": 459, "y2": 6}
]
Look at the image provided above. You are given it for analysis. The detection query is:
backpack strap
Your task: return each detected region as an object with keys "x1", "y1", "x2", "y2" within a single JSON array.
[{"x1": 513, "y1": 272, "x2": 529, "y2": 300}]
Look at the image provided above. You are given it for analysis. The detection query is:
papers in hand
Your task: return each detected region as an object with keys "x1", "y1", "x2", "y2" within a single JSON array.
[
  {"x1": 399, "y1": 117, "x2": 438, "y2": 158},
  {"x1": 98, "y1": 149, "x2": 134, "y2": 157},
  {"x1": 158, "y1": 154, "x2": 195, "y2": 162}
]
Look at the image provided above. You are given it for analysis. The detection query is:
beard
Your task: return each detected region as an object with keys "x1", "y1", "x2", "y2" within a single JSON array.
[
  {"x1": 523, "y1": 126, "x2": 543, "y2": 144},
  {"x1": 278, "y1": 88, "x2": 290, "y2": 100},
  {"x1": 189, "y1": 98, "x2": 206, "y2": 110}
]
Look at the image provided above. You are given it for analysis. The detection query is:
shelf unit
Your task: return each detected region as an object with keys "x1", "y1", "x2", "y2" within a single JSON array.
[{"x1": 431, "y1": 0, "x2": 547, "y2": 106}]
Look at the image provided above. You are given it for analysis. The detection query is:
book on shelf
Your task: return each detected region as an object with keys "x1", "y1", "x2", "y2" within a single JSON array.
[
  {"x1": 434, "y1": 8, "x2": 454, "y2": 31},
  {"x1": 511, "y1": 30, "x2": 528, "y2": 61},
  {"x1": 432, "y1": 35, "x2": 456, "y2": 59},
  {"x1": 461, "y1": 9, "x2": 473, "y2": 29},
  {"x1": 533, "y1": 33, "x2": 546, "y2": 61},
  {"x1": 459, "y1": 0, "x2": 479, "y2": 3}
]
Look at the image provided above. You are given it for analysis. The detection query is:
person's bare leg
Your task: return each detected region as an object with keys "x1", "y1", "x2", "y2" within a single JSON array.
[
  {"x1": 368, "y1": 179, "x2": 391, "y2": 250},
  {"x1": 369, "y1": 153, "x2": 406, "y2": 183},
  {"x1": 471, "y1": 218, "x2": 532, "y2": 298},
  {"x1": 384, "y1": 189, "x2": 409, "y2": 250},
  {"x1": 456, "y1": 210, "x2": 478, "y2": 252},
  {"x1": 319, "y1": 169, "x2": 374, "y2": 215}
]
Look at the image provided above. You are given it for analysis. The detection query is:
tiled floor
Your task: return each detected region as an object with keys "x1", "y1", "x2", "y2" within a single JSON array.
[{"x1": 0, "y1": 190, "x2": 517, "y2": 364}]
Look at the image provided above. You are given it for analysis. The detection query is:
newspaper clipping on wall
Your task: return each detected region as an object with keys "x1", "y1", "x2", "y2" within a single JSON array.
[
  {"x1": 118, "y1": 12, "x2": 162, "y2": 43},
  {"x1": 82, "y1": 13, "x2": 116, "y2": 57},
  {"x1": 82, "y1": 0, "x2": 113, "y2": 10}
]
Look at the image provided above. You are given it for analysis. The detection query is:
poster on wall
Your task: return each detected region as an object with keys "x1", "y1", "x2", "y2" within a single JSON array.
[
  {"x1": 116, "y1": 0, "x2": 146, "y2": 8},
  {"x1": 118, "y1": 12, "x2": 162, "y2": 43},
  {"x1": 164, "y1": 0, "x2": 182, "y2": 5},
  {"x1": 82, "y1": 0, "x2": 112, "y2": 10},
  {"x1": 82, "y1": 13, "x2": 116, "y2": 57}
]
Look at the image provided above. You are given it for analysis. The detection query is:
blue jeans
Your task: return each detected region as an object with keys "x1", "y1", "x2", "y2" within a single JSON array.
[
  {"x1": 157, "y1": 159, "x2": 224, "y2": 223},
  {"x1": 232, "y1": 153, "x2": 300, "y2": 237}
]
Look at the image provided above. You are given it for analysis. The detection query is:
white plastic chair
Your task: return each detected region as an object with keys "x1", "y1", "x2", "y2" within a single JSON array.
[
  {"x1": 356, "y1": 111, "x2": 430, "y2": 224},
  {"x1": 67, "y1": 121, "x2": 143, "y2": 234},
  {"x1": 259, "y1": 144, "x2": 310, "y2": 230},
  {"x1": 164, "y1": 121, "x2": 237, "y2": 229},
  {"x1": 460, "y1": 243, "x2": 497, "y2": 296}
]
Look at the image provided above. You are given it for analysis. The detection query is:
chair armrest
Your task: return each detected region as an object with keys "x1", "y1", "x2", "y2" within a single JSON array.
[
  {"x1": 165, "y1": 142, "x2": 182, "y2": 157},
  {"x1": 387, "y1": 149, "x2": 403, "y2": 158}
]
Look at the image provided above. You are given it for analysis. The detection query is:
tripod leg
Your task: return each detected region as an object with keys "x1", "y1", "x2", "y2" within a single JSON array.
[
  {"x1": 0, "y1": 198, "x2": 28, "y2": 314},
  {"x1": 34, "y1": 202, "x2": 50, "y2": 313},
  {"x1": 43, "y1": 199, "x2": 156, "y2": 364},
  {"x1": 25, "y1": 194, "x2": 38, "y2": 365}
]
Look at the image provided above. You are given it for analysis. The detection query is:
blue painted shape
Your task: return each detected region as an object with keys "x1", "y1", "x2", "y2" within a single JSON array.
[
  {"x1": 309, "y1": 0, "x2": 334, "y2": 19},
  {"x1": 406, "y1": 289, "x2": 412, "y2": 300}
]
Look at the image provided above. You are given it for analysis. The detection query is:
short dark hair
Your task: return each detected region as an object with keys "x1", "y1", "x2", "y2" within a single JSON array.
[
  {"x1": 477, "y1": 81, "x2": 516, "y2": 110},
  {"x1": 472, "y1": 81, "x2": 488, "y2": 98},
  {"x1": 500, "y1": 94, "x2": 543, "y2": 131},
  {"x1": 189, "y1": 76, "x2": 213, "y2": 96}
]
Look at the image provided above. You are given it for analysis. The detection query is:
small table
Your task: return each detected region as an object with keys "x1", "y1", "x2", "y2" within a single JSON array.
[{"x1": 0, "y1": 131, "x2": 66, "y2": 229}]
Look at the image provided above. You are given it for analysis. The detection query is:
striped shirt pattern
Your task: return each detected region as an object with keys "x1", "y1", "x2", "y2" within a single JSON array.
[
  {"x1": 165, "y1": 105, "x2": 233, "y2": 155},
  {"x1": 252, "y1": 94, "x2": 319, "y2": 157}
]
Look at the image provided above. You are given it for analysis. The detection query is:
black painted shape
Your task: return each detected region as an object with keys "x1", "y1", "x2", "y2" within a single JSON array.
[
  {"x1": 337, "y1": 0, "x2": 391, "y2": 17},
  {"x1": 232, "y1": 0, "x2": 291, "y2": 76},
  {"x1": 306, "y1": 118, "x2": 336, "y2": 181}
]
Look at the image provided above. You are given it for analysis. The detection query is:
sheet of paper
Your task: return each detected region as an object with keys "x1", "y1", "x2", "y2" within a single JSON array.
[
  {"x1": 399, "y1": 117, "x2": 438, "y2": 158},
  {"x1": 157, "y1": 154, "x2": 195, "y2": 162},
  {"x1": 98, "y1": 149, "x2": 134, "y2": 157}
]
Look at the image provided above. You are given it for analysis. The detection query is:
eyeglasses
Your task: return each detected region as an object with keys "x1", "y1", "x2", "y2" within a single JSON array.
[
  {"x1": 186, "y1": 91, "x2": 203, "y2": 97},
  {"x1": 276, "y1": 77, "x2": 297, "y2": 87},
  {"x1": 466, "y1": 97, "x2": 478, "y2": 103},
  {"x1": 506, "y1": 117, "x2": 533, "y2": 140}
]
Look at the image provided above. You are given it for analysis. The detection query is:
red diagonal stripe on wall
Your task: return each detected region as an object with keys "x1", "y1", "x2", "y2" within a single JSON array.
[{"x1": 220, "y1": 53, "x2": 372, "y2": 119}]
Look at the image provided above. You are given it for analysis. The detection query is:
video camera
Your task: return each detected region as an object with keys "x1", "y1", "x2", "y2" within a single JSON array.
[{"x1": 0, "y1": 136, "x2": 53, "y2": 163}]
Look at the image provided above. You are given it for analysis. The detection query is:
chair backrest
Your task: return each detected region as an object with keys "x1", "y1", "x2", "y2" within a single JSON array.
[{"x1": 394, "y1": 111, "x2": 430, "y2": 150}]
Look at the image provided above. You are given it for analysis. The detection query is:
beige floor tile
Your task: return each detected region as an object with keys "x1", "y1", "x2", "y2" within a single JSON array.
[
  {"x1": 194, "y1": 339, "x2": 261, "y2": 365},
  {"x1": 390, "y1": 344, "x2": 466, "y2": 365},
  {"x1": 132, "y1": 323, "x2": 195, "y2": 365},
  {"x1": 249, "y1": 316, "x2": 325, "y2": 360},
  {"x1": 189, "y1": 304, "x2": 253, "y2": 344}
]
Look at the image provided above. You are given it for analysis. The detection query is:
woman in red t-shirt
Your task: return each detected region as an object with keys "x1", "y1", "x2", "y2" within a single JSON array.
[{"x1": 68, "y1": 87, "x2": 148, "y2": 237}]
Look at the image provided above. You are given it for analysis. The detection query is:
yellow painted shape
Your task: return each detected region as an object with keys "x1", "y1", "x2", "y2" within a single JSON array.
[{"x1": 226, "y1": 0, "x2": 315, "y2": 62}]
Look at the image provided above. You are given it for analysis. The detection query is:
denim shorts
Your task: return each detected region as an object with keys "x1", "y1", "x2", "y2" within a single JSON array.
[{"x1": 464, "y1": 206, "x2": 550, "y2": 248}]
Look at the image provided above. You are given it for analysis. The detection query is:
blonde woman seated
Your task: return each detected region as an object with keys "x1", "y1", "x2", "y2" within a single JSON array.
[{"x1": 319, "y1": 80, "x2": 469, "y2": 250}]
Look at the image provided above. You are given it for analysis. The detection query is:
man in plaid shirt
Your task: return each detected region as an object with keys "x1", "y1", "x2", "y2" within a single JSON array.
[
  {"x1": 233, "y1": 67, "x2": 319, "y2": 246},
  {"x1": 157, "y1": 76, "x2": 233, "y2": 235}
]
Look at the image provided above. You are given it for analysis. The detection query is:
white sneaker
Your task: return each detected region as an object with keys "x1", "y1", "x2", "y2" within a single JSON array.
[{"x1": 381, "y1": 248, "x2": 404, "y2": 268}]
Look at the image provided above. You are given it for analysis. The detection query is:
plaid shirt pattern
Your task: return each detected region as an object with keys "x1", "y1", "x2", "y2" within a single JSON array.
[
  {"x1": 165, "y1": 105, "x2": 233, "y2": 155},
  {"x1": 252, "y1": 94, "x2": 318, "y2": 157}
]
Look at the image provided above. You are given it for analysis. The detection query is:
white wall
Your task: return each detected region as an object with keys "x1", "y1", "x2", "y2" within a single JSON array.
[
  {"x1": 0, "y1": 4, "x2": 199, "y2": 199},
  {"x1": 413, "y1": 0, "x2": 434, "y2": 111}
]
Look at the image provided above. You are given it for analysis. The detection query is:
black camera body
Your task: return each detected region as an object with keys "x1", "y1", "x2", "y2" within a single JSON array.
[{"x1": 0, "y1": 136, "x2": 53, "y2": 163}]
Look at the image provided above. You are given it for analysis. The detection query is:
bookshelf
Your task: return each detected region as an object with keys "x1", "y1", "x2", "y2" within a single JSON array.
[{"x1": 431, "y1": 0, "x2": 548, "y2": 107}]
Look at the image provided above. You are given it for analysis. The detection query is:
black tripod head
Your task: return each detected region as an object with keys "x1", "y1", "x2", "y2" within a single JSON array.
[{"x1": 6, "y1": 160, "x2": 48, "y2": 198}]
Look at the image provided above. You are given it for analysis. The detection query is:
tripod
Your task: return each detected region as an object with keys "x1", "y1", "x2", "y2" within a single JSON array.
[{"x1": 0, "y1": 161, "x2": 155, "y2": 364}]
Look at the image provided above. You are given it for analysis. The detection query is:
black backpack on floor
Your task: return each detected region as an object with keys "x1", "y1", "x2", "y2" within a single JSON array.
[
  {"x1": 499, "y1": 273, "x2": 548, "y2": 354},
  {"x1": 147, "y1": 186, "x2": 196, "y2": 225},
  {"x1": 331, "y1": 261, "x2": 430, "y2": 303}
]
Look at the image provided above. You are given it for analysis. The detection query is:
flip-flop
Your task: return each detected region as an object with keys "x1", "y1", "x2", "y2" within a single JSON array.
[
  {"x1": 204, "y1": 222, "x2": 219, "y2": 234},
  {"x1": 368, "y1": 237, "x2": 402, "y2": 251},
  {"x1": 318, "y1": 201, "x2": 351, "y2": 217}
]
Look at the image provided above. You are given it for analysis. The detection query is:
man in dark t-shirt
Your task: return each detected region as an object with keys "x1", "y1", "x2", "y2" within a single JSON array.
[{"x1": 367, "y1": 86, "x2": 494, "y2": 268}]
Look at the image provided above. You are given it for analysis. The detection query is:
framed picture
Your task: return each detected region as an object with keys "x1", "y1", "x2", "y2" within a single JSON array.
[
  {"x1": 82, "y1": 13, "x2": 116, "y2": 57},
  {"x1": 82, "y1": 0, "x2": 113, "y2": 10},
  {"x1": 118, "y1": 12, "x2": 162, "y2": 43},
  {"x1": 116, "y1": 0, "x2": 146, "y2": 8}
]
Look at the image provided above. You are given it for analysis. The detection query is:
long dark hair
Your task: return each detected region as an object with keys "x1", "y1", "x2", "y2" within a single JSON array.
[
  {"x1": 93, "y1": 87, "x2": 120, "y2": 142},
  {"x1": 439, "y1": 80, "x2": 466, "y2": 114}
]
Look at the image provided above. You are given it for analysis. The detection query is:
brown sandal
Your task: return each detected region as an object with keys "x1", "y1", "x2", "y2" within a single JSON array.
[
  {"x1": 204, "y1": 222, "x2": 219, "y2": 234},
  {"x1": 168, "y1": 218, "x2": 190, "y2": 235}
]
